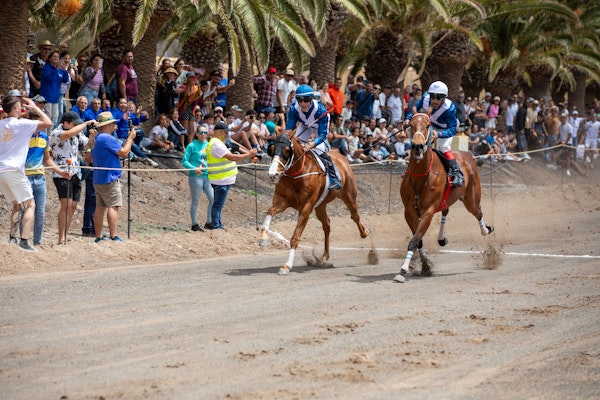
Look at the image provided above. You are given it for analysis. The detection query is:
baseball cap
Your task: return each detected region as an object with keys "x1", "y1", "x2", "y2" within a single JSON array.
[
  {"x1": 268, "y1": 67, "x2": 277, "y2": 74},
  {"x1": 214, "y1": 121, "x2": 230, "y2": 131},
  {"x1": 32, "y1": 94, "x2": 46, "y2": 103},
  {"x1": 378, "y1": 118, "x2": 387, "y2": 124},
  {"x1": 61, "y1": 110, "x2": 84, "y2": 125},
  {"x1": 573, "y1": 110, "x2": 578, "y2": 114},
  {"x1": 7, "y1": 89, "x2": 22, "y2": 97},
  {"x1": 485, "y1": 92, "x2": 492, "y2": 97},
  {"x1": 214, "y1": 106, "x2": 223, "y2": 112},
  {"x1": 494, "y1": 96, "x2": 500, "y2": 101}
]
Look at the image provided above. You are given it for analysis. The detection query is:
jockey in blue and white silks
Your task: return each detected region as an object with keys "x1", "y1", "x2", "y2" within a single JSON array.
[
  {"x1": 285, "y1": 84, "x2": 341, "y2": 190},
  {"x1": 405, "y1": 81, "x2": 464, "y2": 187}
]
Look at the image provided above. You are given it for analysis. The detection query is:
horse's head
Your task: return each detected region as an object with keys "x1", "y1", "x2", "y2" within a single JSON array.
[
  {"x1": 410, "y1": 113, "x2": 432, "y2": 162},
  {"x1": 268, "y1": 132, "x2": 293, "y2": 183}
]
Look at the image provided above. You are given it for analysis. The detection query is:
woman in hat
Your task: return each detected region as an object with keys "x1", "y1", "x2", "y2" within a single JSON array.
[
  {"x1": 155, "y1": 67, "x2": 179, "y2": 115},
  {"x1": 40, "y1": 50, "x2": 70, "y2": 128}
]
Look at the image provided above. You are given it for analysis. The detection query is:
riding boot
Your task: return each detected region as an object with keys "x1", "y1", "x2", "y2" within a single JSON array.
[
  {"x1": 320, "y1": 152, "x2": 342, "y2": 190},
  {"x1": 447, "y1": 158, "x2": 464, "y2": 187}
]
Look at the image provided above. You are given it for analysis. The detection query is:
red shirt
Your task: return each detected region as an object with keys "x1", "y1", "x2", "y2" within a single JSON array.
[{"x1": 328, "y1": 84, "x2": 344, "y2": 115}]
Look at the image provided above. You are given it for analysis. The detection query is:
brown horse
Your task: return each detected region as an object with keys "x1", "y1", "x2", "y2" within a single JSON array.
[
  {"x1": 259, "y1": 133, "x2": 369, "y2": 274},
  {"x1": 394, "y1": 113, "x2": 494, "y2": 283}
]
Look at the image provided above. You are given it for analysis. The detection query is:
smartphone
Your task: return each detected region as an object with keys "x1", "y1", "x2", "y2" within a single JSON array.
[
  {"x1": 98, "y1": 58, "x2": 104, "y2": 68},
  {"x1": 128, "y1": 119, "x2": 133, "y2": 129}
]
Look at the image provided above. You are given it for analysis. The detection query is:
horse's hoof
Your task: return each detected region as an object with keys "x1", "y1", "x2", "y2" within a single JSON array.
[
  {"x1": 487, "y1": 225, "x2": 494, "y2": 234},
  {"x1": 392, "y1": 274, "x2": 406, "y2": 283},
  {"x1": 278, "y1": 266, "x2": 290, "y2": 275},
  {"x1": 438, "y1": 238, "x2": 448, "y2": 246},
  {"x1": 259, "y1": 238, "x2": 269, "y2": 248}
]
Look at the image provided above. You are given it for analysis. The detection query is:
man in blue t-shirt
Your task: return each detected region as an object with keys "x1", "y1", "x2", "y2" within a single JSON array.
[{"x1": 90, "y1": 112, "x2": 136, "y2": 242}]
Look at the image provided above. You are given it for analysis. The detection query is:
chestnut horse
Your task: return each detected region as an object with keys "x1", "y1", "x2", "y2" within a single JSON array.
[
  {"x1": 394, "y1": 113, "x2": 494, "y2": 283},
  {"x1": 259, "y1": 133, "x2": 369, "y2": 275}
]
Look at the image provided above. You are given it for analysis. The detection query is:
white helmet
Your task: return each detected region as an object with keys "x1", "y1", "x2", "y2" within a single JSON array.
[{"x1": 428, "y1": 81, "x2": 448, "y2": 96}]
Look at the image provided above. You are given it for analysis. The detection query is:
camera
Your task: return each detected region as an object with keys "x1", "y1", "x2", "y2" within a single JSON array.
[{"x1": 128, "y1": 119, "x2": 133, "y2": 129}]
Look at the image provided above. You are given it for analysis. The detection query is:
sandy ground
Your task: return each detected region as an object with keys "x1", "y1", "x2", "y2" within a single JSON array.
[{"x1": 0, "y1": 156, "x2": 599, "y2": 399}]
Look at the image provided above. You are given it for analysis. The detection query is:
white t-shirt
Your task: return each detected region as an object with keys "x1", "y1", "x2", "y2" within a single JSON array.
[
  {"x1": 505, "y1": 103, "x2": 518, "y2": 127},
  {"x1": 149, "y1": 125, "x2": 169, "y2": 143},
  {"x1": 275, "y1": 78, "x2": 297, "y2": 108},
  {"x1": 585, "y1": 120, "x2": 600, "y2": 140},
  {"x1": 0, "y1": 118, "x2": 39, "y2": 173},
  {"x1": 387, "y1": 95, "x2": 403, "y2": 123}
]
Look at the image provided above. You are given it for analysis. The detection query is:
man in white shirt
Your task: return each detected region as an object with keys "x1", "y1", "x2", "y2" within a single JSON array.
[
  {"x1": 275, "y1": 69, "x2": 297, "y2": 114},
  {"x1": 387, "y1": 86, "x2": 403, "y2": 124},
  {"x1": 0, "y1": 95, "x2": 53, "y2": 251}
]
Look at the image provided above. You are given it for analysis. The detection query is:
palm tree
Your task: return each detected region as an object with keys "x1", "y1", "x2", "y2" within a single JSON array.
[{"x1": 0, "y1": 0, "x2": 30, "y2": 95}]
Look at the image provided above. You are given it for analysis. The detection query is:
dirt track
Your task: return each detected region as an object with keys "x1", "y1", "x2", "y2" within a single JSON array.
[{"x1": 1, "y1": 181, "x2": 599, "y2": 399}]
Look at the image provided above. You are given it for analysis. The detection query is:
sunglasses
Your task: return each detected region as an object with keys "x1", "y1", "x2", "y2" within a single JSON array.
[
  {"x1": 430, "y1": 93, "x2": 446, "y2": 100},
  {"x1": 296, "y1": 96, "x2": 312, "y2": 103},
  {"x1": 42, "y1": 47, "x2": 52, "y2": 51},
  {"x1": 197, "y1": 130, "x2": 208, "y2": 134}
]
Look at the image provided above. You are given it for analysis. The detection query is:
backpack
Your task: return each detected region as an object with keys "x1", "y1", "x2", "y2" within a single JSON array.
[{"x1": 106, "y1": 74, "x2": 117, "y2": 101}]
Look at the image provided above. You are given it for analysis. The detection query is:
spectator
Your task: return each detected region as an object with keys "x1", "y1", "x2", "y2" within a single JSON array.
[
  {"x1": 354, "y1": 81, "x2": 375, "y2": 121},
  {"x1": 28, "y1": 40, "x2": 53, "y2": 97},
  {"x1": 155, "y1": 67, "x2": 179, "y2": 115},
  {"x1": 583, "y1": 113, "x2": 599, "y2": 168},
  {"x1": 379, "y1": 84, "x2": 392, "y2": 123},
  {"x1": 57, "y1": 51, "x2": 73, "y2": 124},
  {"x1": 346, "y1": 126, "x2": 367, "y2": 163},
  {"x1": 229, "y1": 109, "x2": 263, "y2": 155},
  {"x1": 407, "y1": 87, "x2": 422, "y2": 115},
  {"x1": 319, "y1": 82, "x2": 334, "y2": 113},
  {"x1": 204, "y1": 69, "x2": 235, "y2": 107},
  {"x1": 341, "y1": 99, "x2": 354, "y2": 122},
  {"x1": 70, "y1": 96, "x2": 88, "y2": 119},
  {"x1": 40, "y1": 50, "x2": 70, "y2": 127},
  {"x1": 83, "y1": 98, "x2": 103, "y2": 122},
  {"x1": 68, "y1": 54, "x2": 88, "y2": 102},
  {"x1": 115, "y1": 50, "x2": 138, "y2": 102},
  {"x1": 253, "y1": 67, "x2": 278, "y2": 114},
  {"x1": 387, "y1": 86, "x2": 403, "y2": 124},
  {"x1": 205, "y1": 121, "x2": 257, "y2": 229},
  {"x1": 90, "y1": 112, "x2": 136, "y2": 242},
  {"x1": 147, "y1": 114, "x2": 175, "y2": 152},
  {"x1": 454, "y1": 90, "x2": 468, "y2": 128},
  {"x1": 78, "y1": 53, "x2": 105, "y2": 105},
  {"x1": 1, "y1": 96, "x2": 52, "y2": 251},
  {"x1": 213, "y1": 106, "x2": 225, "y2": 124},
  {"x1": 111, "y1": 98, "x2": 157, "y2": 166},
  {"x1": 181, "y1": 126, "x2": 214, "y2": 232},
  {"x1": 275, "y1": 69, "x2": 297, "y2": 114},
  {"x1": 393, "y1": 129, "x2": 409, "y2": 158},
  {"x1": 505, "y1": 96, "x2": 518, "y2": 134},
  {"x1": 329, "y1": 114, "x2": 348, "y2": 156},
  {"x1": 81, "y1": 98, "x2": 102, "y2": 237},
  {"x1": 485, "y1": 96, "x2": 500, "y2": 130},
  {"x1": 49, "y1": 111, "x2": 96, "y2": 244},
  {"x1": 167, "y1": 108, "x2": 187, "y2": 151},
  {"x1": 327, "y1": 77, "x2": 344, "y2": 118},
  {"x1": 177, "y1": 72, "x2": 202, "y2": 144}
]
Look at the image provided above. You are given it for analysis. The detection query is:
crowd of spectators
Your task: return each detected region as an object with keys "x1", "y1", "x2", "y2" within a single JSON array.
[{"x1": 1, "y1": 39, "x2": 599, "y2": 248}]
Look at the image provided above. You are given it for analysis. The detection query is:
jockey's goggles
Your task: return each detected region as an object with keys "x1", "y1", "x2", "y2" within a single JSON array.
[
  {"x1": 296, "y1": 96, "x2": 313, "y2": 103},
  {"x1": 430, "y1": 93, "x2": 446, "y2": 100}
]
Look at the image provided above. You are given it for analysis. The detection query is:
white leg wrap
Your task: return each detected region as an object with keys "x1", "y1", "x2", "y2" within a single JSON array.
[
  {"x1": 285, "y1": 248, "x2": 296, "y2": 270},
  {"x1": 418, "y1": 247, "x2": 427, "y2": 257},
  {"x1": 438, "y1": 215, "x2": 446, "y2": 241},
  {"x1": 261, "y1": 215, "x2": 272, "y2": 232},
  {"x1": 479, "y1": 218, "x2": 488, "y2": 236},
  {"x1": 400, "y1": 250, "x2": 414, "y2": 275}
]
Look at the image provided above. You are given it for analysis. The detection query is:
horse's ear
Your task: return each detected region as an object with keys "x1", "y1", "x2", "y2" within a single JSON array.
[{"x1": 267, "y1": 143, "x2": 275, "y2": 157}]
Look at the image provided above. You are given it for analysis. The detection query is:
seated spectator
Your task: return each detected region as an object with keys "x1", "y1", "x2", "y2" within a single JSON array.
[
  {"x1": 347, "y1": 126, "x2": 367, "y2": 163},
  {"x1": 229, "y1": 109, "x2": 263, "y2": 155},
  {"x1": 147, "y1": 114, "x2": 175, "y2": 152},
  {"x1": 167, "y1": 108, "x2": 187, "y2": 151},
  {"x1": 393, "y1": 130, "x2": 410, "y2": 158}
]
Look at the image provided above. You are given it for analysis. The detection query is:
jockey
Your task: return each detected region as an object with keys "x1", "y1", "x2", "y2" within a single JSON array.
[
  {"x1": 405, "y1": 81, "x2": 464, "y2": 187},
  {"x1": 286, "y1": 84, "x2": 342, "y2": 190}
]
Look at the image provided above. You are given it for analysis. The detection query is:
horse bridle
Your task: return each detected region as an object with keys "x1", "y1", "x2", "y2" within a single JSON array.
[
  {"x1": 411, "y1": 113, "x2": 434, "y2": 152},
  {"x1": 273, "y1": 134, "x2": 315, "y2": 178}
]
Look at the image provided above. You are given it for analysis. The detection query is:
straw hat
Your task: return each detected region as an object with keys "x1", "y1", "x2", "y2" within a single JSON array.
[{"x1": 96, "y1": 111, "x2": 117, "y2": 127}]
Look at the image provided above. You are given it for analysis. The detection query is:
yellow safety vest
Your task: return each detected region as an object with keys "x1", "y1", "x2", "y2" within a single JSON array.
[{"x1": 206, "y1": 138, "x2": 238, "y2": 182}]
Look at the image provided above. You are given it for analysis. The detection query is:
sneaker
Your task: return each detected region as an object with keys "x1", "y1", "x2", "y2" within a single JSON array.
[
  {"x1": 204, "y1": 222, "x2": 214, "y2": 230},
  {"x1": 9, "y1": 236, "x2": 18, "y2": 245},
  {"x1": 110, "y1": 236, "x2": 122, "y2": 241},
  {"x1": 191, "y1": 224, "x2": 204, "y2": 232},
  {"x1": 19, "y1": 239, "x2": 37, "y2": 252},
  {"x1": 144, "y1": 158, "x2": 159, "y2": 167},
  {"x1": 94, "y1": 237, "x2": 105, "y2": 243}
]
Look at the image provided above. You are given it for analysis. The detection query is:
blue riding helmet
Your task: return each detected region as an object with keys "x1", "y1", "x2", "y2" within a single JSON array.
[{"x1": 295, "y1": 84, "x2": 315, "y2": 102}]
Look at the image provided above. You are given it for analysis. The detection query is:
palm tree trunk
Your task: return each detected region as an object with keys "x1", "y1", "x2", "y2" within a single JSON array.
[
  {"x1": 225, "y1": 45, "x2": 253, "y2": 111},
  {"x1": 526, "y1": 65, "x2": 553, "y2": 100},
  {"x1": 569, "y1": 70, "x2": 587, "y2": 113},
  {"x1": 308, "y1": 3, "x2": 347, "y2": 84},
  {"x1": 0, "y1": 0, "x2": 29, "y2": 95}
]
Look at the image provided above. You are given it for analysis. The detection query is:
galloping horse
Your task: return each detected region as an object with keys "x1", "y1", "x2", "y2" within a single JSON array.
[
  {"x1": 394, "y1": 113, "x2": 494, "y2": 283},
  {"x1": 259, "y1": 132, "x2": 369, "y2": 275}
]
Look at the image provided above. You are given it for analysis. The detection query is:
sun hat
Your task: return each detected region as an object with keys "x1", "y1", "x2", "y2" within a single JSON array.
[
  {"x1": 214, "y1": 121, "x2": 230, "y2": 131},
  {"x1": 230, "y1": 105, "x2": 243, "y2": 112},
  {"x1": 164, "y1": 67, "x2": 177, "y2": 75},
  {"x1": 61, "y1": 110, "x2": 84, "y2": 125},
  {"x1": 96, "y1": 111, "x2": 116, "y2": 127},
  {"x1": 7, "y1": 89, "x2": 22, "y2": 97},
  {"x1": 285, "y1": 69, "x2": 294, "y2": 76},
  {"x1": 37, "y1": 40, "x2": 53, "y2": 49}
]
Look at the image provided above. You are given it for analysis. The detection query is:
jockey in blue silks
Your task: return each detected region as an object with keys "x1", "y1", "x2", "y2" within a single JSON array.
[
  {"x1": 405, "y1": 81, "x2": 464, "y2": 187},
  {"x1": 286, "y1": 84, "x2": 341, "y2": 190}
]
